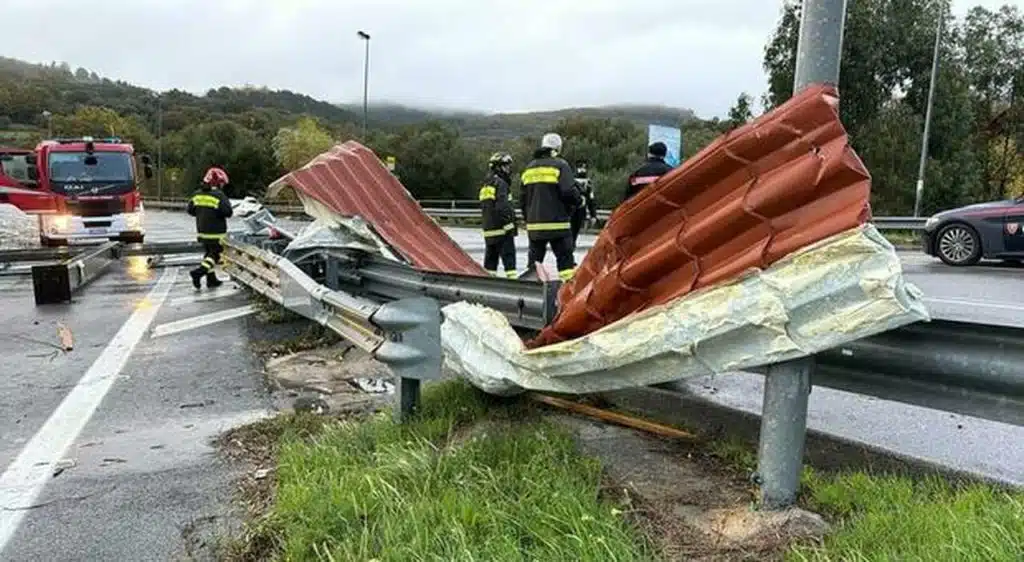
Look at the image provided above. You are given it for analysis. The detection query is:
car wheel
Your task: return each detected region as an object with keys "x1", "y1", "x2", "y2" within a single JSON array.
[{"x1": 936, "y1": 223, "x2": 981, "y2": 266}]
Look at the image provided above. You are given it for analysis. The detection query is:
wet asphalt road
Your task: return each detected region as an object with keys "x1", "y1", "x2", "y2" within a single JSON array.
[{"x1": 0, "y1": 208, "x2": 1021, "y2": 560}]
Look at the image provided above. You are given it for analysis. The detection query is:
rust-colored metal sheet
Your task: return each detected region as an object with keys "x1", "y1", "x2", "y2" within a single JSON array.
[
  {"x1": 528, "y1": 84, "x2": 872, "y2": 348},
  {"x1": 268, "y1": 140, "x2": 486, "y2": 276}
]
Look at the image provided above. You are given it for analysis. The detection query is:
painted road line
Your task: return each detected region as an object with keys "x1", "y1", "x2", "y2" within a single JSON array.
[
  {"x1": 923, "y1": 296, "x2": 1024, "y2": 312},
  {"x1": 150, "y1": 304, "x2": 256, "y2": 339},
  {"x1": 0, "y1": 267, "x2": 179, "y2": 555},
  {"x1": 169, "y1": 287, "x2": 241, "y2": 306}
]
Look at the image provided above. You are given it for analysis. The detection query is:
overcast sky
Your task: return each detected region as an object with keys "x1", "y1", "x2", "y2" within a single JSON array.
[{"x1": 3, "y1": 0, "x2": 1021, "y2": 118}]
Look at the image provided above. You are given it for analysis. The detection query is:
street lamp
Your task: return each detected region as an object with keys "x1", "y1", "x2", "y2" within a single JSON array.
[
  {"x1": 151, "y1": 91, "x2": 163, "y2": 199},
  {"x1": 913, "y1": 6, "x2": 944, "y2": 218},
  {"x1": 357, "y1": 30, "x2": 371, "y2": 140}
]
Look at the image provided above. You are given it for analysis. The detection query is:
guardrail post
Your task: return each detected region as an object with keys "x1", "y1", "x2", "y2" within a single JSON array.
[
  {"x1": 755, "y1": 357, "x2": 814, "y2": 509},
  {"x1": 370, "y1": 296, "x2": 443, "y2": 423}
]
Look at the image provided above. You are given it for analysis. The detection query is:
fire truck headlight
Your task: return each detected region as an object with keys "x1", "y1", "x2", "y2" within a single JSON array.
[
  {"x1": 46, "y1": 215, "x2": 71, "y2": 233},
  {"x1": 123, "y1": 212, "x2": 143, "y2": 229}
]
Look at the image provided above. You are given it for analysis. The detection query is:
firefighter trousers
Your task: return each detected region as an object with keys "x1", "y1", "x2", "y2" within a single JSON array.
[
  {"x1": 199, "y1": 238, "x2": 223, "y2": 272},
  {"x1": 483, "y1": 233, "x2": 517, "y2": 278},
  {"x1": 527, "y1": 235, "x2": 576, "y2": 281}
]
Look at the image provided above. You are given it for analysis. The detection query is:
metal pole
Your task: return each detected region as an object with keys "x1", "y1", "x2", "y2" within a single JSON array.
[
  {"x1": 358, "y1": 30, "x2": 371, "y2": 140},
  {"x1": 156, "y1": 94, "x2": 163, "y2": 200},
  {"x1": 757, "y1": 358, "x2": 815, "y2": 509},
  {"x1": 755, "y1": 0, "x2": 847, "y2": 511},
  {"x1": 792, "y1": 0, "x2": 847, "y2": 92},
  {"x1": 914, "y1": 8, "x2": 944, "y2": 218}
]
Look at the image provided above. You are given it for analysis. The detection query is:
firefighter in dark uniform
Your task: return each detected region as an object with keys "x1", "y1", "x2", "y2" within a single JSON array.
[
  {"x1": 623, "y1": 141, "x2": 674, "y2": 203},
  {"x1": 186, "y1": 166, "x2": 234, "y2": 289},
  {"x1": 519, "y1": 133, "x2": 582, "y2": 281},
  {"x1": 479, "y1": 152, "x2": 518, "y2": 278},
  {"x1": 570, "y1": 159, "x2": 598, "y2": 249}
]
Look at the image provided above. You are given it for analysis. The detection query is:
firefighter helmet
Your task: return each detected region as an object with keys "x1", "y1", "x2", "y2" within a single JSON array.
[{"x1": 202, "y1": 167, "x2": 229, "y2": 187}]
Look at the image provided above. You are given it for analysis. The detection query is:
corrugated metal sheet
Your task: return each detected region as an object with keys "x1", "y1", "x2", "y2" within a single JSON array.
[
  {"x1": 528, "y1": 84, "x2": 871, "y2": 348},
  {"x1": 266, "y1": 141, "x2": 486, "y2": 276}
]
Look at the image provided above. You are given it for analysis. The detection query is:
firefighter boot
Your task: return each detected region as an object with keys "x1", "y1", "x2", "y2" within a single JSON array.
[
  {"x1": 189, "y1": 267, "x2": 205, "y2": 289},
  {"x1": 206, "y1": 271, "x2": 223, "y2": 288}
]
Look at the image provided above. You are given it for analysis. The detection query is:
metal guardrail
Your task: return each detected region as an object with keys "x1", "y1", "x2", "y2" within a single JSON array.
[
  {"x1": 221, "y1": 238, "x2": 443, "y2": 421},
  {"x1": 31, "y1": 241, "x2": 120, "y2": 305},
  {"x1": 142, "y1": 198, "x2": 929, "y2": 231}
]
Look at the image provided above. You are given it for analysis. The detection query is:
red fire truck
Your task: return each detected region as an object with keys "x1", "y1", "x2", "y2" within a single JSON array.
[{"x1": 0, "y1": 137, "x2": 153, "y2": 246}]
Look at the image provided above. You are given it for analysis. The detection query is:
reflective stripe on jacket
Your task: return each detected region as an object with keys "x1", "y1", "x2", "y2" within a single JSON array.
[
  {"x1": 519, "y1": 152, "x2": 581, "y2": 240},
  {"x1": 624, "y1": 157, "x2": 673, "y2": 202},
  {"x1": 186, "y1": 187, "x2": 233, "y2": 239},
  {"x1": 479, "y1": 172, "x2": 516, "y2": 241}
]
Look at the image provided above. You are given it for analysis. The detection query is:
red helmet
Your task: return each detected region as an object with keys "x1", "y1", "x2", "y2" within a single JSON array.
[{"x1": 203, "y1": 167, "x2": 229, "y2": 187}]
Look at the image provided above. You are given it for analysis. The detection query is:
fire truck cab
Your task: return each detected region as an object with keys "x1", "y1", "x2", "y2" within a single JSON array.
[{"x1": 1, "y1": 137, "x2": 153, "y2": 247}]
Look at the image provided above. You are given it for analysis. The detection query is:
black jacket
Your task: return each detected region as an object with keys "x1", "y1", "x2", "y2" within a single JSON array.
[
  {"x1": 519, "y1": 150, "x2": 581, "y2": 240},
  {"x1": 186, "y1": 187, "x2": 233, "y2": 239},
  {"x1": 573, "y1": 176, "x2": 598, "y2": 221},
  {"x1": 479, "y1": 171, "x2": 516, "y2": 242},
  {"x1": 623, "y1": 157, "x2": 673, "y2": 202}
]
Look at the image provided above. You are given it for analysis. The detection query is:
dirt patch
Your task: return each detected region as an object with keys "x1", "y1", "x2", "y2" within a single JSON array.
[
  {"x1": 551, "y1": 414, "x2": 828, "y2": 561},
  {"x1": 262, "y1": 343, "x2": 395, "y2": 415}
]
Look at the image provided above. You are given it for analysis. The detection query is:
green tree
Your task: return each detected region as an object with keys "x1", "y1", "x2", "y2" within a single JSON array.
[
  {"x1": 727, "y1": 93, "x2": 754, "y2": 128},
  {"x1": 272, "y1": 116, "x2": 334, "y2": 171}
]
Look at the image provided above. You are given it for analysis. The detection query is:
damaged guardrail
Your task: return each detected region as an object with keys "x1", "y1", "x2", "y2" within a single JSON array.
[{"x1": 221, "y1": 238, "x2": 443, "y2": 421}]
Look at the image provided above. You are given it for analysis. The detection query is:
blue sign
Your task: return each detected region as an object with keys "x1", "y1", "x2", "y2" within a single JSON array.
[{"x1": 647, "y1": 124, "x2": 682, "y2": 168}]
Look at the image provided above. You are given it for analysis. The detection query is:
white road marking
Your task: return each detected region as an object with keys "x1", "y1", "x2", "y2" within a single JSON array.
[
  {"x1": 150, "y1": 305, "x2": 256, "y2": 338},
  {"x1": 169, "y1": 287, "x2": 241, "y2": 306},
  {"x1": 924, "y1": 296, "x2": 1024, "y2": 312},
  {"x1": 0, "y1": 267, "x2": 179, "y2": 554}
]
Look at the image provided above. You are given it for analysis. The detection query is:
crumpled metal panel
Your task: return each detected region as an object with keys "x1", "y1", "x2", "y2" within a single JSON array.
[
  {"x1": 529, "y1": 84, "x2": 872, "y2": 348},
  {"x1": 441, "y1": 224, "x2": 930, "y2": 395},
  {"x1": 266, "y1": 141, "x2": 486, "y2": 276}
]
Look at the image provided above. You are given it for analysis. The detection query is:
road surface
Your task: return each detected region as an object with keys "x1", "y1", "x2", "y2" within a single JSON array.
[{"x1": 0, "y1": 208, "x2": 1020, "y2": 560}]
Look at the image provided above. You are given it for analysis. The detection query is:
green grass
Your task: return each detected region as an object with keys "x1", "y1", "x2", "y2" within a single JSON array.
[
  {"x1": 231, "y1": 380, "x2": 652, "y2": 561},
  {"x1": 789, "y1": 470, "x2": 1024, "y2": 562}
]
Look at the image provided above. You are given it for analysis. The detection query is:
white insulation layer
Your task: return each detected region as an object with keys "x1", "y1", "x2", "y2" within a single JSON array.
[{"x1": 441, "y1": 224, "x2": 930, "y2": 396}]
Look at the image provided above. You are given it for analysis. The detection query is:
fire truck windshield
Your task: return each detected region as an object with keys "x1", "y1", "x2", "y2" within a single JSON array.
[{"x1": 47, "y1": 151, "x2": 135, "y2": 194}]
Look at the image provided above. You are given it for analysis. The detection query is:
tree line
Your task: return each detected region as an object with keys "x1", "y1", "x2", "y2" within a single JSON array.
[{"x1": 2, "y1": 1, "x2": 1022, "y2": 216}]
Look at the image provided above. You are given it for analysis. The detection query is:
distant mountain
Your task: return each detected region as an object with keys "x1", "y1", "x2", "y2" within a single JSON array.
[{"x1": 336, "y1": 102, "x2": 699, "y2": 140}]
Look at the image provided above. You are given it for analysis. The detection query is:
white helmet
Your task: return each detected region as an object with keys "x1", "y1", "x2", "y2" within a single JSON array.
[{"x1": 540, "y1": 132, "x2": 562, "y2": 151}]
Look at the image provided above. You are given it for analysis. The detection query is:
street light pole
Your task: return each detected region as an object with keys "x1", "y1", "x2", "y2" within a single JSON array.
[
  {"x1": 41, "y1": 110, "x2": 52, "y2": 138},
  {"x1": 156, "y1": 93, "x2": 163, "y2": 199},
  {"x1": 357, "y1": 30, "x2": 371, "y2": 140},
  {"x1": 914, "y1": 6, "x2": 944, "y2": 218}
]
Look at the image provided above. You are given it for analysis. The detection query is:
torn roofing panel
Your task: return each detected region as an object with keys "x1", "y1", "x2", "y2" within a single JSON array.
[
  {"x1": 267, "y1": 140, "x2": 486, "y2": 276},
  {"x1": 528, "y1": 84, "x2": 872, "y2": 349}
]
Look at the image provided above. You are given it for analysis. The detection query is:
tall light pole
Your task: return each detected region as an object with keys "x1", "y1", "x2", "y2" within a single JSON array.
[
  {"x1": 357, "y1": 30, "x2": 371, "y2": 140},
  {"x1": 154, "y1": 92, "x2": 163, "y2": 199},
  {"x1": 914, "y1": 6, "x2": 944, "y2": 217}
]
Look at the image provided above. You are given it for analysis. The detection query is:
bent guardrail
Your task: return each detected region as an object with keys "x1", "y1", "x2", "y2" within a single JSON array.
[{"x1": 221, "y1": 238, "x2": 443, "y2": 421}]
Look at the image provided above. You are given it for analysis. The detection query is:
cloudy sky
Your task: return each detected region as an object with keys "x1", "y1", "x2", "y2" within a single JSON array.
[{"x1": 3, "y1": 0, "x2": 1020, "y2": 118}]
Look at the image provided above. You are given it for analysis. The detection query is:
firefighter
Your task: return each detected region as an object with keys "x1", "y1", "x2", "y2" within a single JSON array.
[
  {"x1": 519, "y1": 133, "x2": 581, "y2": 281},
  {"x1": 623, "y1": 141, "x2": 674, "y2": 203},
  {"x1": 186, "y1": 166, "x2": 234, "y2": 289},
  {"x1": 570, "y1": 159, "x2": 598, "y2": 249},
  {"x1": 479, "y1": 151, "x2": 518, "y2": 278}
]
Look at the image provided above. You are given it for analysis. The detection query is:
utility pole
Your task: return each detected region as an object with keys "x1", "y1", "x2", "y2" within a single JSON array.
[
  {"x1": 156, "y1": 92, "x2": 163, "y2": 199},
  {"x1": 357, "y1": 30, "x2": 371, "y2": 140},
  {"x1": 41, "y1": 111, "x2": 52, "y2": 138},
  {"x1": 756, "y1": 0, "x2": 847, "y2": 511},
  {"x1": 914, "y1": 6, "x2": 944, "y2": 217}
]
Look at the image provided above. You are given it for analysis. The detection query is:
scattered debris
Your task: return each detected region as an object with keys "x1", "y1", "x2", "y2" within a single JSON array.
[
  {"x1": 350, "y1": 377, "x2": 394, "y2": 394},
  {"x1": 253, "y1": 468, "x2": 273, "y2": 480},
  {"x1": 101, "y1": 457, "x2": 127, "y2": 465},
  {"x1": 292, "y1": 396, "x2": 329, "y2": 415},
  {"x1": 56, "y1": 322, "x2": 74, "y2": 351},
  {"x1": 52, "y1": 458, "x2": 77, "y2": 478},
  {"x1": 180, "y1": 400, "x2": 216, "y2": 409}
]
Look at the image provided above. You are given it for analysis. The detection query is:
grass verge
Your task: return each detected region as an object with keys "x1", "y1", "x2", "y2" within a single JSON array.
[
  {"x1": 789, "y1": 470, "x2": 1024, "y2": 562},
  {"x1": 222, "y1": 380, "x2": 652, "y2": 561},
  {"x1": 703, "y1": 431, "x2": 1024, "y2": 561}
]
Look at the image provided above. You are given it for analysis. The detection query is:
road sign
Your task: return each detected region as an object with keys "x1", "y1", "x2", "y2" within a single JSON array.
[{"x1": 647, "y1": 124, "x2": 682, "y2": 167}]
